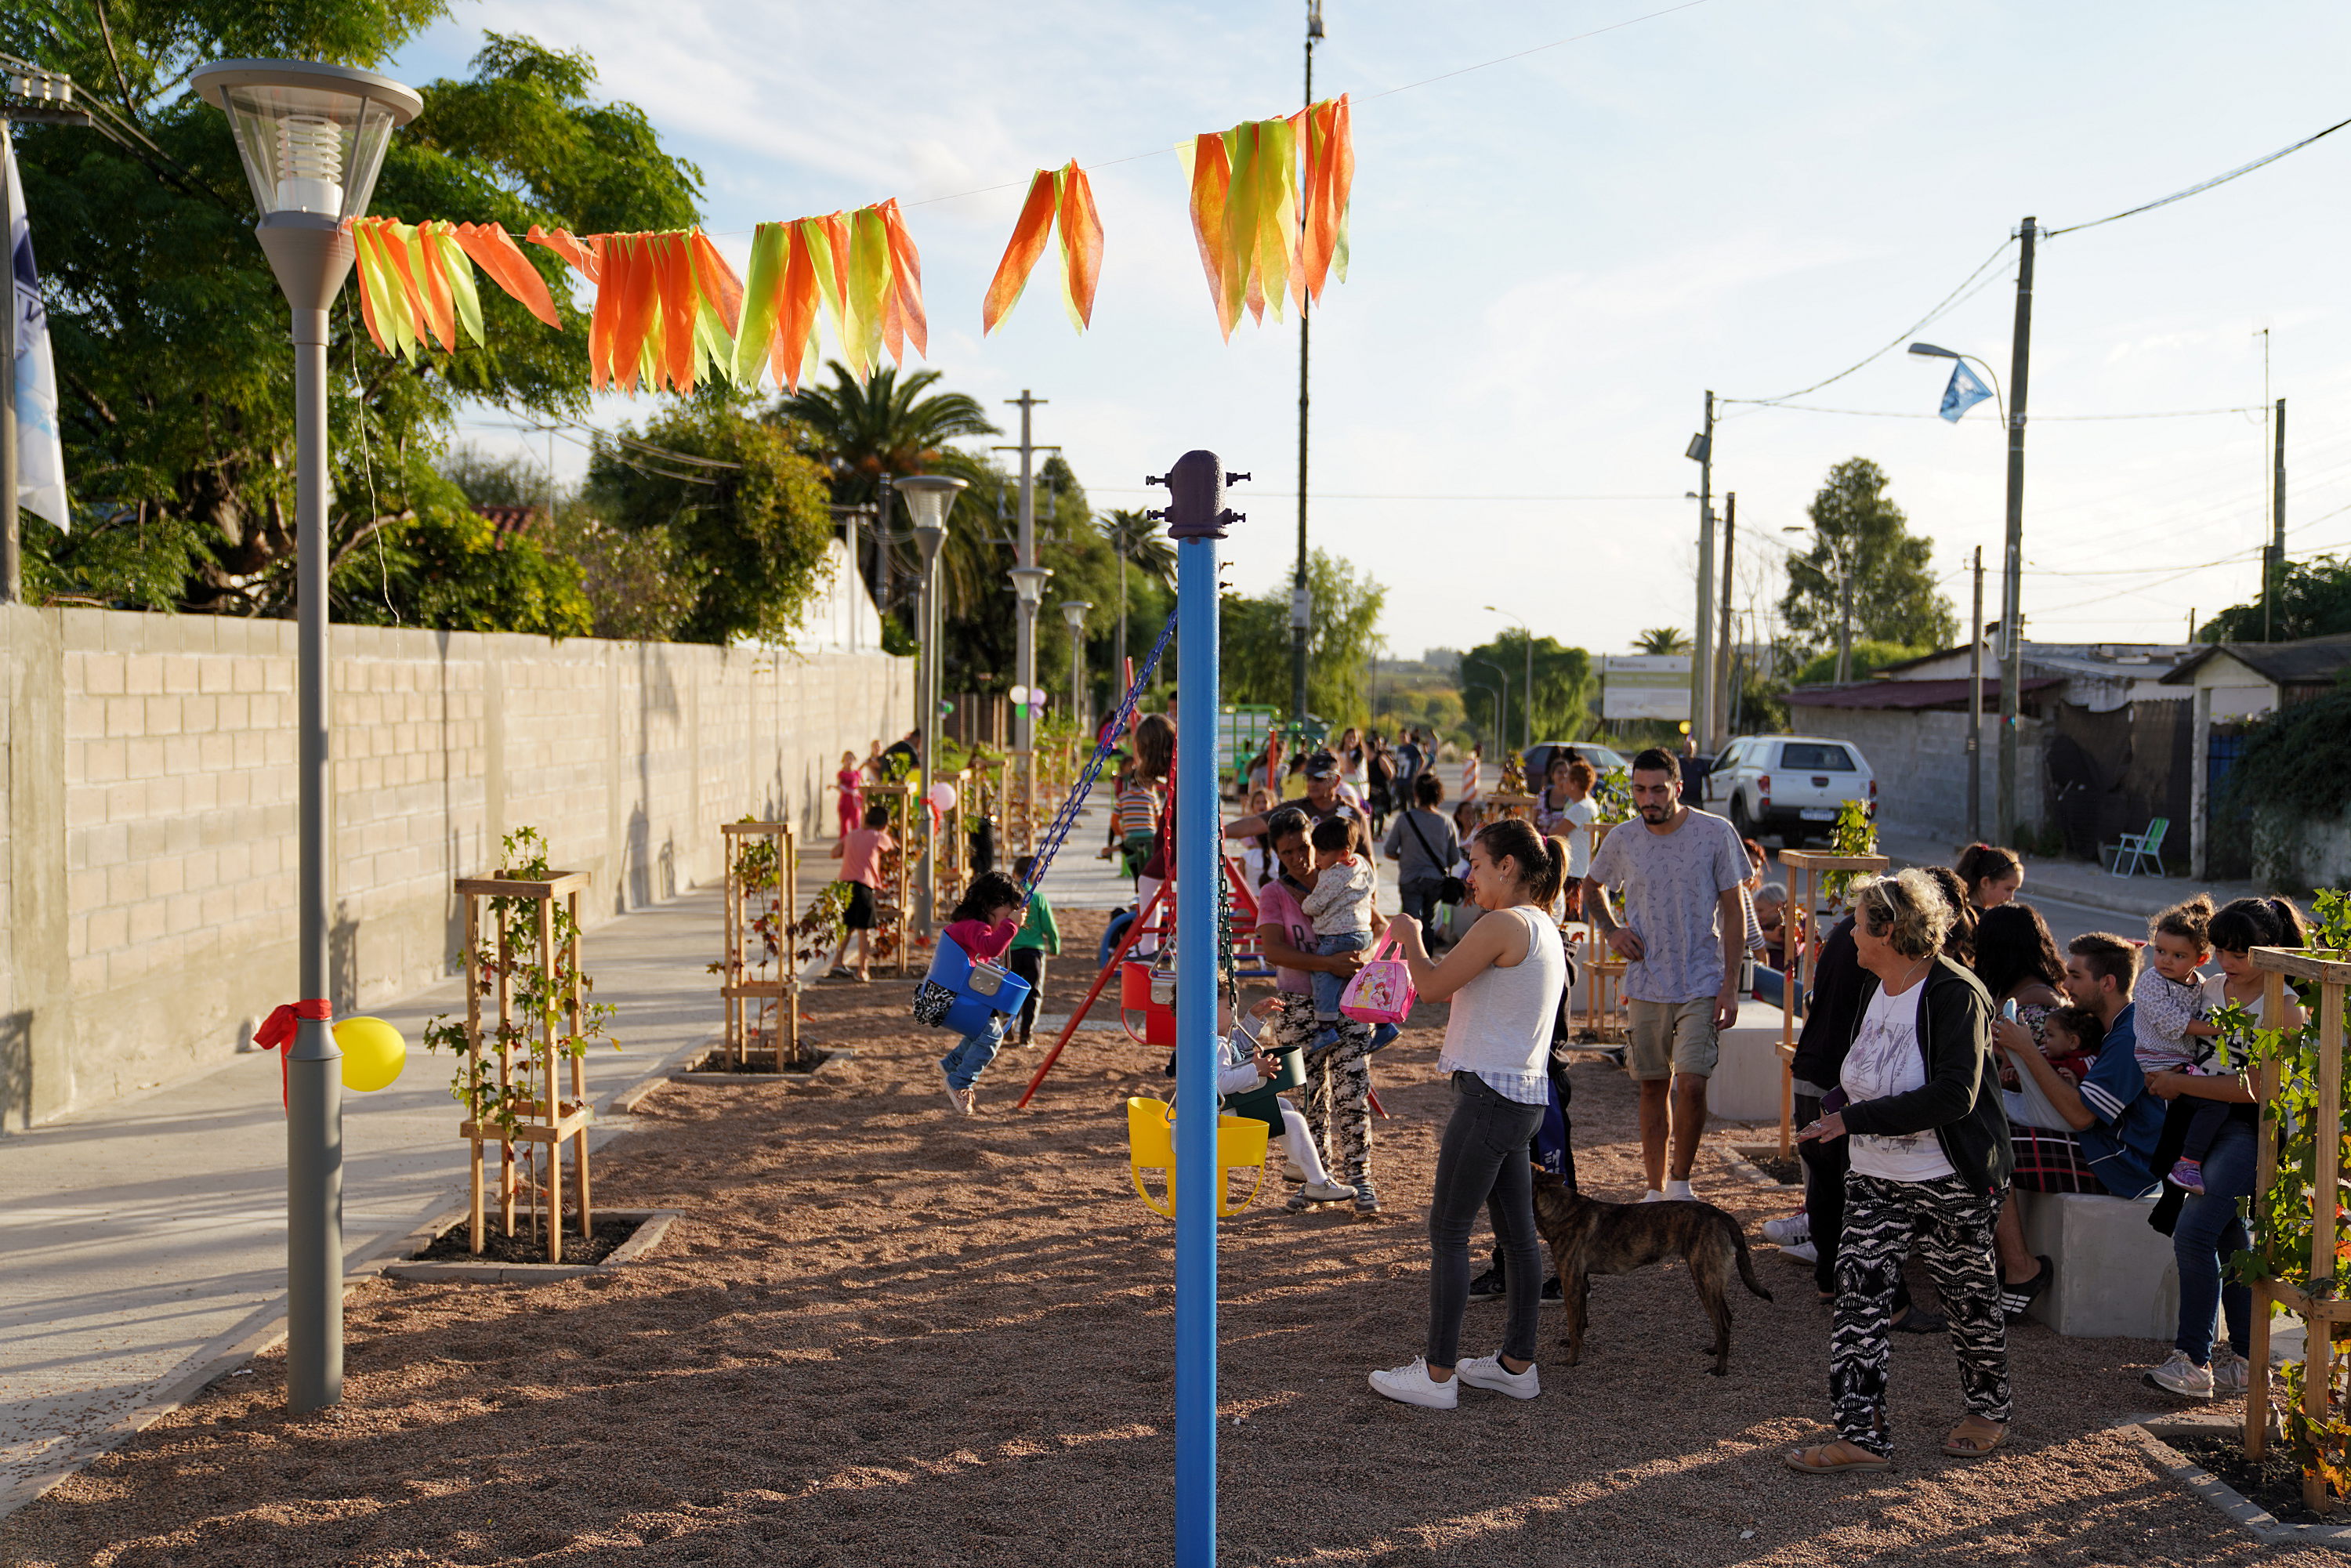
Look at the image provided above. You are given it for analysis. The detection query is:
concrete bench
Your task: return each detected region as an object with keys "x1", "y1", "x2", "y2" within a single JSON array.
[
  {"x1": 1707, "y1": 999, "x2": 1792, "y2": 1124},
  {"x1": 2015, "y1": 1189, "x2": 2179, "y2": 1340}
]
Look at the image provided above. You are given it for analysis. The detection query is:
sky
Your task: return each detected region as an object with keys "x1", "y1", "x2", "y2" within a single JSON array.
[{"x1": 381, "y1": 0, "x2": 2351, "y2": 664}]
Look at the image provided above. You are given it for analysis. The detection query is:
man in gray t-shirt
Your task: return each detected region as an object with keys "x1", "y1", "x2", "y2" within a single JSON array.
[{"x1": 1581, "y1": 746, "x2": 1748, "y2": 1202}]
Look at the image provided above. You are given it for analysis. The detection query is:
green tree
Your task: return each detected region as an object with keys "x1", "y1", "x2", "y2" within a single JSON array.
[
  {"x1": 440, "y1": 447, "x2": 690, "y2": 640},
  {"x1": 1780, "y1": 458, "x2": 1958, "y2": 653},
  {"x1": 1222, "y1": 550, "x2": 1385, "y2": 725},
  {"x1": 1099, "y1": 507, "x2": 1176, "y2": 694},
  {"x1": 1461, "y1": 632, "x2": 1593, "y2": 747},
  {"x1": 1791, "y1": 638, "x2": 1929, "y2": 686},
  {"x1": 585, "y1": 404, "x2": 835, "y2": 645},
  {"x1": 1635, "y1": 627, "x2": 1691, "y2": 654},
  {"x1": 8, "y1": 10, "x2": 701, "y2": 624},
  {"x1": 2201, "y1": 556, "x2": 2351, "y2": 643}
]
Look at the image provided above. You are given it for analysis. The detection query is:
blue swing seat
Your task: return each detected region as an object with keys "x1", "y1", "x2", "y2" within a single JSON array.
[{"x1": 922, "y1": 939, "x2": 1033, "y2": 1035}]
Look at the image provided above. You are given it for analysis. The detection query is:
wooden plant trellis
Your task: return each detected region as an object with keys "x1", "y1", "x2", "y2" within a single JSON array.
[
  {"x1": 863, "y1": 780, "x2": 917, "y2": 976},
  {"x1": 1773, "y1": 849, "x2": 1888, "y2": 1155},
  {"x1": 935, "y1": 768, "x2": 971, "y2": 914},
  {"x1": 1010, "y1": 749, "x2": 1039, "y2": 856},
  {"x1": 1574, "y1": 822, "x2": 1628, "y2": 1044},
  {"x1": 2246, "y1": 943, "x2": 2350, "y2": 1512},
  {"x1": 718, "y1": 820, "x2": 806, "y2": 1070},
  {"x1": 454, "y1": 864, "x2": 596, "y2": 1262}
]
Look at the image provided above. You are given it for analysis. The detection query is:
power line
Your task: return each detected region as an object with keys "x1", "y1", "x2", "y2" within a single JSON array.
[
  {"x1": 1719, "y1": 239, "x2": 2015, "y2": 407},
  {"x1": 1730, "y1": 402, "x2": 2261, "y2": 422},
  {"x1": 2047, "y1": 114, "x2": 2351, "y2": 237}
]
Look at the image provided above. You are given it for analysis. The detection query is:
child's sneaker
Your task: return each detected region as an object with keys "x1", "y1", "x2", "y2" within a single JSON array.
[
  {"x1": 1308, "y1": 1025, "x2": 1340, "y2": 1054},
  {"x1": 1352, "y1": 1184, "x2": 1382, "y2": 1216},
  {"x1": 2170, "y1": 1158, "x2": 2206, "y2": 1194},
  {"x1": 1368, "y1": 1022, "x2": 1402, "y2": 1051}
]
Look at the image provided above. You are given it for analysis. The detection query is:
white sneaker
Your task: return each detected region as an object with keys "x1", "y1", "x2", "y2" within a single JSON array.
[
  {"x1": 2146, "y1": 1349, "x2": 2214, "y2": 1400},
  {"x1": 1780, "y1": 1240, "x2": 1819, "y2": 1265},
  {"x1": 1456, "y1": 1355, "x2": 1541, "y2": 1400},
  {"x1": 940, "y1": 1070, "x2": 964, "y2": 1112},
  {"x1": 1640, "y1": 1190, "x2": 1667, "y2": 1204},
  {"x1": 1665, "y1": 1179, "x2": 1694, "y2": 1201},
  {"x1": 1368, "y1": 1358, "x2": 1458, "y2": 1410},
  {"x1": 2212, "y1": 1349, "x2": 2251, "y2": 1396},
  {"x1": 1282, "y1": 1160, "x2": 1308, "y2": 1183},
  {"x1": 1762, "y1": 1212, "x2": 1811, "y2": 1246},
  {"x1": 1299, "y1": 1178, "x2": 1357, "y2": 1203}
]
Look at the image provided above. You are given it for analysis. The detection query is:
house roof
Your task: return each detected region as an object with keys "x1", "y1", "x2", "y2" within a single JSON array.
[
  {"x1": 2158, "y1": 634, "x2": 2351, "y2": 686},
  {"x1": 1875, "y1": 642, "x2": 2196, "y2": 679},
  {"x1": 473, "y1": 504, "x2": 539, "y2": 545},
  {"x1": 1784, "y1": 675, "x2": 2064, "y2": 711}
]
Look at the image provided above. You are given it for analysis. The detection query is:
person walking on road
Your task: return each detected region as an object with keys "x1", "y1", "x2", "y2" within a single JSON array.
[{"x1": 1579, "y1": 746, "x2": 1748, "y2": 1202}]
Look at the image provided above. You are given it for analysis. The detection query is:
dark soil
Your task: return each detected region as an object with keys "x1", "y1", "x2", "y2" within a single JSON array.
[
  {"x1": 2168, "y1": 1432, "x2": 2346, "y2": 1526},
  {"x1": 414, "y1": 1213, "x2": 647, "y2": 1266},
  {"x1": 680, "y1": 1047, "x2": 838, "y2": 1077},
  {"x1": 1748, "y1": 1153, "x2": 1804, "y2": 1186}
]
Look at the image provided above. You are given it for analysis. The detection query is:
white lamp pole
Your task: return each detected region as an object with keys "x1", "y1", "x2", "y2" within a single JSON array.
[
  {"x1": 1008, "y1": 565, "x2": 1052, "y2": 851},
  {"x1": 897, "y1": 476, "x2": 965, "y2": 936},
  {"x1": 190, "y1": 57, "x2": 420, "y2": 1415},
  {"x1": 1060, "y1": 600, "x2": 1092, "y2": 734}
]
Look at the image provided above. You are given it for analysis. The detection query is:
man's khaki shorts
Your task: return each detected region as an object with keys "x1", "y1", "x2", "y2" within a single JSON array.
[{"x1": 1627, "y1": 998, "x2": 1719, "y2": 1081}]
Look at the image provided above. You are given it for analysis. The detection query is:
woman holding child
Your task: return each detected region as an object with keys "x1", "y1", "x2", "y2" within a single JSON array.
[{"x1": 1367, "y1": 817, "x2": 1568, "y2": 1410}]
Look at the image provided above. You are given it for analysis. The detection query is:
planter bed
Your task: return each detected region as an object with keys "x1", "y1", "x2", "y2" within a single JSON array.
[
  {"x1": 671, "y1": 1045, "x2": 852, "y2": 1084},
  {"x1": 2126, "y1": 1417, "x2": 2351, "y2": 1548},
  {"x1": 379, "y1": 1206, "x2": 681, "y2": 1286}
]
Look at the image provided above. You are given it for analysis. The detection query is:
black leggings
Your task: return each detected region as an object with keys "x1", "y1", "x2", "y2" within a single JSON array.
[{"x1": 1006, "y1": 948, "x2": 1045, "y2": 1038}]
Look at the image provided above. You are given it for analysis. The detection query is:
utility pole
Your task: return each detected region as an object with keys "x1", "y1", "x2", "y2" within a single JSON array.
[
  {"x1": 2, "y1": 117, "x2": 17, "y2": 602},
  {"x1": 1835, "y1": 558, "x2": 1854, "y2": 686},
  {"x1": 1998, "y1": 218, "x2": 2036, "y2": 847},
  {"x1": 1716, "y1": 492, "x2": 1736, "y2": 744},
  {"x1": 1690, "y1": 392, "x2": 1716, "y2": 748},
  {"x1": 2270, "y1": 396, "x2": 2287, "y2": 640},
  {"x1": 1969, "y1": 546, "x2": 1984, "y2": 843},
  {"x1": 1291, "y1": 0, "x2": 1323, "y2": 726}
]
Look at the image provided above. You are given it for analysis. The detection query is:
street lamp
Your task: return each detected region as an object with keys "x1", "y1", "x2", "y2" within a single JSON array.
[
  {"x1": 1465, "y1": 681, "x2": 1502, "y2": 752},
  {"x1": 1910, "y1": 339, "x2": 2021, "y2": 842},
  {"x1": 190, "y1": 56, "x2": 421, "y2": 1418},
  {"x1": 1466, "y1": 658, "x2": 1511, "y2": 767},
  {"x1": 1005, "y1": 566, "x2": 1052, "y2": 851},
  {"x1": 1060, "y1": 600, "x2": 1093, "y2": 734},
  {"x1": 1482, "y1": 605, "x2": 1534, "y2": 752},
  {"x1": 897, "y1": 475, "x2": 964, "y2": 936}
]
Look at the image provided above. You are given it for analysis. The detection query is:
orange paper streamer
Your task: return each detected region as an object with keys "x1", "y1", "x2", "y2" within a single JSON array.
[
  {"x1": 734, "y1": 201, "x2": 926, "y2": 391},
  {"x1": 1181, "y1": 94, "x2": 1353, "y2": 339},
  {"x1": 982, "y1": 161, "x2": 1103, "y2": 333}
]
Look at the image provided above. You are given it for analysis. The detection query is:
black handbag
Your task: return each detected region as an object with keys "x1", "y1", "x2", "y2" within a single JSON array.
[{"x1": 1400, "y1": 809, "x2": 1468, "y2": 904}]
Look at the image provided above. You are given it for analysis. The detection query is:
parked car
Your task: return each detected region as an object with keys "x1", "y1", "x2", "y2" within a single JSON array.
[
  {"x1": 1522, "y1": 741, "x2": 1630, "y2": 782},
  {"x1": 1703, "y1": 734, "x2": 1876, "y2": 844}
]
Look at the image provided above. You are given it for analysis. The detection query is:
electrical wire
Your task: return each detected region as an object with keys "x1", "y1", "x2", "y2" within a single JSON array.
[
  {"x1": 2047, "y1": 114, "x2": 2351, "y2": 237},
  {"x1": 1719, "y1": 238, "x2": 2016, "y2": 408}
]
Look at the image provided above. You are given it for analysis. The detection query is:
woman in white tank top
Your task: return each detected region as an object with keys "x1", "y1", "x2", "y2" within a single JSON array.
[{"x1": 1366, "y1": 817, "x2": 1569, "y2": 1410}]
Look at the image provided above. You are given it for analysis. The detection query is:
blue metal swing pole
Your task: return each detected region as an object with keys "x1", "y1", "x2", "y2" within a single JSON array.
[{"x1": 1161, "y1": 450, "x2": 1241, "y2": 1568}]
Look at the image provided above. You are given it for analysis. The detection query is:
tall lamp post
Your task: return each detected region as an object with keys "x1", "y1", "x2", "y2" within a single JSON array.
[
  {"x1": 1060, "y1": 600, "x2": 1093, "y2": 735},
  {"x1": 1466, "y1": 682, "x2": 1502, "y2": 750},
  {"x1": 1466, "y1": 658, "x2": 1511, "y2": 757},
  {"x1": 1482, "y1": 605, "x2": 1534, "y2": 752},
  {"x1": 190, "y1": 57, "x2": 420, "y2": 1416},
  {"x1": 897, "y1": 475, "x2": 964, "y2": 937},
  {"x1": 1009, "y1": 565, "x2": 1052, "y2": 850}
]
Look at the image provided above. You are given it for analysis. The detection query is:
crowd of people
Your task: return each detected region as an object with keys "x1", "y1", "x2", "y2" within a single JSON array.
[{"x1": 888, "y1": 706, "x2": 2294, "y2": 1453}]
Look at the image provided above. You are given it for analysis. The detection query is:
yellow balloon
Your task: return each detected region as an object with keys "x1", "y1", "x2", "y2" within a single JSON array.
[{"x1": 335, "y1": 1016, "x2": 407, "y2": 1093}]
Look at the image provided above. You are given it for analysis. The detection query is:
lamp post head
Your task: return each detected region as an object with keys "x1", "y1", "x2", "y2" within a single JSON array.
[
  {"x1": 912, "y1": 523, "x2": 945, "y2": 568},
  {"x1": 190, "y1": 60, "x2": 420, "y2": 223},
  {"x1": 1907, "y1": 341, "x2": 1961, "y2": 359},
  {"x1": 1059, "y1": 600, "x2": 1092, "y2": 632},
  {"x1": 1009, "y1": 567, "x2": 1053, "y2": 607},
  {"x1": 895, "y1": 473, "x2": 966, "y2": 533}
]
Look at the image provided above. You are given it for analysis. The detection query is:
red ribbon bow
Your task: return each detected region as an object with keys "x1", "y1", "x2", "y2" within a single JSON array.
[{"x1": 255, "y1": 998, "x2": 334, "y2": 1110}]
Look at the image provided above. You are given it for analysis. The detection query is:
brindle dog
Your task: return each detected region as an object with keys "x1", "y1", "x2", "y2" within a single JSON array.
[{"x1": 1530, "y1": 1171, "x2": 1773, "y2": 1376}]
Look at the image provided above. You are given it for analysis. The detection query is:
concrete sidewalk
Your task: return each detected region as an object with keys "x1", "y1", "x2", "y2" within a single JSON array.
[{"x1": 1873, "y1": 826, "x2": 2268, "y2": 924}]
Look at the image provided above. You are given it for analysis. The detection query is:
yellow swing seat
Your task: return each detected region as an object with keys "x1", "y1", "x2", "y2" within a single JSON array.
[{"x1": 1125, "y1": 1096, "x2": 1270, "y2": 1218}]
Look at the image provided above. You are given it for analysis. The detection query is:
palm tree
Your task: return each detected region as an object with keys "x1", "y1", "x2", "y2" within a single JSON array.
[
  {"x1": 1100, "y1": 509, "x2": 1177, "y2": 696},
  {"x1": 1634, "y1": 626, "x2": 1693, "y2": 655},
  {"x1": 773, "y1": 362, "x2": 999, "y2": 628}
]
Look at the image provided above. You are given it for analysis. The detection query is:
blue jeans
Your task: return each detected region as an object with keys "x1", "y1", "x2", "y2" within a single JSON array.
[
  {"x1": 940, "y1": 1015, "x2": 1005, "y2": 1092},
  {"x1": 2173, "y1": 1115, "x2": 2255, "y2": 1363},
  {"x1": 1311, "y1": 930, "x2": 1372, "y2": 1022}
]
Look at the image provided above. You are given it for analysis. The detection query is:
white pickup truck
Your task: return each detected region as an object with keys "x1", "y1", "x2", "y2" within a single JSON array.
[{"x1": 1703, "y1": 734, "x2": 1877, "y2": 844}]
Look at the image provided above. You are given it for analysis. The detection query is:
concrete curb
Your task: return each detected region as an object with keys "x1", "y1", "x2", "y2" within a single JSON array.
[
  {"x1": 379, "y1": 1206, "x2": 683, "y2": 1286},
  {"x1": 2123, "y1": 1415, "x2": 2351, "y2": 1548},
  {"x1": 668, "y1": 1046, "x2": 855, "y2": 1087}
]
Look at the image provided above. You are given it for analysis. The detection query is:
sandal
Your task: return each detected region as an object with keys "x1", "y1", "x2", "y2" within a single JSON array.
[
  {"x1": 1942, "y1": 1415, "x2": 2006, "y2": 1458},
  {"x1": 1785, "y1": 1439, "x2": 1890, "y2": 1474},
  {"x1": 2000, "y1": 1255, "x2": 2053, "y2": 1321}
]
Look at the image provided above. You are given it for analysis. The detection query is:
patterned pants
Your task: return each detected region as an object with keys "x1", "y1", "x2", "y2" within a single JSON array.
[
  {"x1": 1831, "y1": 1172, "x2": 2011, "y2": 1454},
  {"x1": 1262, "y1": 992, "x2": 1374, "y2": 1195}
]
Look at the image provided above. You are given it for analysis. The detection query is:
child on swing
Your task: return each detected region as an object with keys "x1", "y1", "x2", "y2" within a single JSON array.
[
  {"x1": 1219, "y1": 996, "x2": 1357, "y2": 1206},
  {"x1": 937, "y1": 870, "x2": 1027, "y2": 1116}
]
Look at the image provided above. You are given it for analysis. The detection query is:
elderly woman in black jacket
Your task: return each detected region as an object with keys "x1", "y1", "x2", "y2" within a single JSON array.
[{"x1": 1788, "y1": 869, "x2": 2012, "y2": 1474}]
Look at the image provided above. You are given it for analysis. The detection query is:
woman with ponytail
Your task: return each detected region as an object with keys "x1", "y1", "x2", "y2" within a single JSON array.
[{"x1": 1367, "y1": 817, "x2": 1570, "y2": 1410}]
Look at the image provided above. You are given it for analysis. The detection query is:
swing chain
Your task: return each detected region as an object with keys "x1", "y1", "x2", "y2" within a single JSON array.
[{"x1": 1019, "y1": 607, "x2": 1180, "y2": 909}]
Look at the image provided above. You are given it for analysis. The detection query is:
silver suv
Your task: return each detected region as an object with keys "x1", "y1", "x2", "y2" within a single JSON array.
[{"x1": 1703, "y1": 735, "x2": 1877, "y2": 844}]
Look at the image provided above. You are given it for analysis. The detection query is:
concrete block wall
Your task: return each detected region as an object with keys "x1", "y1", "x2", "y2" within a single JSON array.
[
  {"x1": 1791, "y1": 706, "x2": 2045, "y2": 846},
  {"x1": 1, "y1": 607, "x2": 910, "y2": 1128}
]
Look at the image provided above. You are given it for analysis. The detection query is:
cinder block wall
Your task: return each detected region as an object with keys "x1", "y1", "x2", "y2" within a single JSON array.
[
  {"x1": 1, "y1": 607, "x2": 910, "y2": 1127},
  {"x1": 1788, "y1": 707, "x2": 2046, "y2": 846}
]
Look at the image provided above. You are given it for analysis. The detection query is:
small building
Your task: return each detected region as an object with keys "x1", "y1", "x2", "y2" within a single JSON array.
[
  {"x1": 2157, "y1": 634, "x2": 2351, "y2": 878},
  {"x1": 1783, "y1": 643, "x2": 2196, "y2": 857}
]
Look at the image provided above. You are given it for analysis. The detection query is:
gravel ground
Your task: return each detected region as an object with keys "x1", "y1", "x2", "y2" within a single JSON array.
[{"x1": 0, "y1": 909, "x2": 2329, "y2": 1566}]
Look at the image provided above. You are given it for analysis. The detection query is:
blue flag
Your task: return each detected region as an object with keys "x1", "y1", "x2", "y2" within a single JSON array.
[{"x1": 1939, "y1": 360, "x2": 1992, "y2": 423}]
